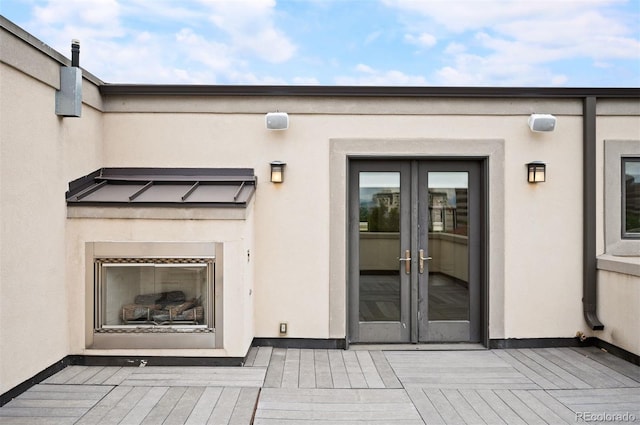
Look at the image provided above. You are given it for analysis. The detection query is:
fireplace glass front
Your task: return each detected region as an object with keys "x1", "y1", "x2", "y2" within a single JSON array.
[{"x1": 95, "y1": 258, "x2": 214, "y2": 332}]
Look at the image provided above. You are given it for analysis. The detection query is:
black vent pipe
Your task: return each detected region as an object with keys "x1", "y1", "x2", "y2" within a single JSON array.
[
  {"x1": 71, "y1": 39, "x2": 80, "y2": 67},
  {"x1": 583, "y1": 96, "x2": 604, "y2": 330}
]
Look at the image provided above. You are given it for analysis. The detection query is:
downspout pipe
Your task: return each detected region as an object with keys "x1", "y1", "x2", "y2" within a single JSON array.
[{"x1": 583, "y1": 96, "x2": 604, "y2": 330}]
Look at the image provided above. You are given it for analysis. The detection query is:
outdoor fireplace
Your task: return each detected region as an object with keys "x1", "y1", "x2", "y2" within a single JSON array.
[
  {"x1": 87, "y1": 242, "x2": 223, "y2": 349},
  {"x1": 96, "y1": 258, "x2": 211, "y2": 329}
]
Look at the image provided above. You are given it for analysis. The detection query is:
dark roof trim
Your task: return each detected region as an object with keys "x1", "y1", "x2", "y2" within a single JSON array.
[
  {"x1": 66, "y1": 168, "x2": 256, "y2": 208},
  {"x1": 100, "y1": 84, "x2": 640, "y2": 99}
]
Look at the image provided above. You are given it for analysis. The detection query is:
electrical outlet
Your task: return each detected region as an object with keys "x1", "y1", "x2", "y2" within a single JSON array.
[{"x1": 279, "y1": 322, "x2": 287, "y2": 334}]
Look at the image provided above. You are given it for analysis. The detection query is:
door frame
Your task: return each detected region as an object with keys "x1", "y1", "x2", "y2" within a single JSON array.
[{"x1": 347, "y1": 156, "x2": 489, "y2": 345}]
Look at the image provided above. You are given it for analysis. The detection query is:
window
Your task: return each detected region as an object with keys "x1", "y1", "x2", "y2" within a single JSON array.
[
  {"x1": 605, "y1": 140, "x2": 640, "y2": 256},
  {"x1": 623, "y1": 158, "x2": 640, "y2": 238}
]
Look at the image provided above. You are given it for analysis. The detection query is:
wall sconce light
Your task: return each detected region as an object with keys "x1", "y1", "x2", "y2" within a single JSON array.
[
  {"x1": 528, "y1": 114, "x2": 556, "y2": 132},
  {"x1": 526, "y1": 161, "x2": 546, "y2": 183},
  {"x1": 270, "y1": 161, "x2": 286, "y2": 183}
]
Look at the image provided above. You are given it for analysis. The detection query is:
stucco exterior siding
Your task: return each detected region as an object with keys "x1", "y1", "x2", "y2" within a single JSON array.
[
  {"x1": 102, "y1": 94, "x2": 585, "y2": 116},
  {"x1": 0, "y1": 63, "x2": 103, "y2": 394},
  {"x1": 598, "y1": 269, "x2": 640, "y2": 356},
  {"x1": 504, "y1": 115, "x2": 585, "y2": 338},
  {"x1": 66, "y1": 217, "x2": 255, "y2": 358},
  {"x1": 100, "y1": 108, "x2": 588, "y2": 341}
]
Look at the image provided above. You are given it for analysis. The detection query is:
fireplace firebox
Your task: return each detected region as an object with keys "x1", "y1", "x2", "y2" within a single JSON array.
[
  {"x1": 87, "y1": 242, "x2": 223, "y2": 349},
  {"x1": 96, "y1": 258, "x2": 212, "y2": 329}
]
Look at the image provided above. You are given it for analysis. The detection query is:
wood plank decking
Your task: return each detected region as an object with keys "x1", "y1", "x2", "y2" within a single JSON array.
[{"x1": 1, "y1": 347, "x2": 638, "y2": 424}]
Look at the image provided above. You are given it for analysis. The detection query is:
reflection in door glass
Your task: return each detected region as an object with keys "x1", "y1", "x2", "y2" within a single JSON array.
[
  {"x1": 359, "y1": 172, "x2": 401, "y2": 321},
  {"x1": 427, "y1": 172, "x2": 469, "y2": 321}
]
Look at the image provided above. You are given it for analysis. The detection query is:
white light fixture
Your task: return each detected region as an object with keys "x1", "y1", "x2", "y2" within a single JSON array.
[
  {"x1": 270, "y1": 161, "x2": 286, "y2": 183},
  {"x1": 528, "y1": 114, "x2": 556, "y2": 132},
  {"x1": 265, "y1": 112, "x2": 289, "y2": 130},
  {"x1": 526, "y1": 161, "x2": 546, "y2": 183}
]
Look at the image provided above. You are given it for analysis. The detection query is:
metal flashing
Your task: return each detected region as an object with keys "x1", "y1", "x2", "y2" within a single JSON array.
[
  {"x1": 99, "y1": 84, "x2": 640, "y2": 99},
  {"x1": 66, "y1": 168, "x2": 256, "y2": 208}
]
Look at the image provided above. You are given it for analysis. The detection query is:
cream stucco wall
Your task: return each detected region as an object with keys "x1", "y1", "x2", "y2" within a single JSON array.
[
  {"x1": 65, "y1": 213, "x2": 255, "y2": 358},
  {"x1": 0, "y1": 36, "x2": 103, "y2": 392},
  {"x1": 597, "y1": 269, "x2": 640, "y2": 355},
  {"x1": 101, "y1": 104, "x2": 589, "y2": 342},
  {"x1": 101, "y1": 112, "x2": 332, "y2": 339},
  {"x1": 504, "y1": 116, "x2": 586, "y2": 338}
]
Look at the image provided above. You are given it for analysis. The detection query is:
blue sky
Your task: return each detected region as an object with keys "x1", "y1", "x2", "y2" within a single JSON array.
[{"x1": 2, "y1": 0, "x2": 639, "y2": 86}]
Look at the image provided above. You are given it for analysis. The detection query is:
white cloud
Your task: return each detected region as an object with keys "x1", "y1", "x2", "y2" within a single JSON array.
[
  {"x1": 225, "y1": 71, "x2": 288, "y2": 85},
  {"x1": 365, "y1": 31, "x2": 383, "y2": 45},
  {"x1": 551, "y1": 75, "x2": 569, "y2": 85},
  {"x1": 33, "y1": 0, "x2": 121, "y2": 26},
  {"x1": 175, "y1": 28, "x2": 234, "y2": 74},
  {"x1": 383, "y1": 0, "x2": 629, "y2": 33},
  {"x1": 383, "y1": 0, "x2": 640, "y2": 85},
  {"x1": 89, "y1": 33, "x2": 200, "y2": 83},
  {"x1": 121, "y1": 0, "x2": 203, "y2": 22},
  {"x1": 444, "y1": 42, "x2": 466, "y2": 55},
  {"x1": 292, "y1": 77, "x2": 321, "y2": 85},
  {"x1": 26, "y1": 0, "x2": 132, "y2": 80},
  {"x1": 31, "y1": 0, "x2": 125, "y2": 42},
  {"x1": 22, "y1": 0, "x2": 298, "y2": 83},
  {"x1": 199, "y1": 0, "x2": 297, "y2": 63},
  {"x1": 336, "y1": 64, "x2": 428, "y2": 85},
  {"x1": 434, "y1": 51, "x2": 568, "y2": 86},
  {"x1": 493, "y1": 9, "x2": 640, "y2": 60},
  {"x1": 594, "y1": 61, "x2": 613, "y2": 68},
  {"x1": 404, "y1": 32, "x2": 437, "y2": 48},
  {"x1": 356, "y1": 64, "x2": 375, "y2": 73}
]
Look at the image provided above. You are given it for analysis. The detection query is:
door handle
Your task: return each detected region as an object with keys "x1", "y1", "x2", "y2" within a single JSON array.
[
  {"x1": 398, "y1": 249, "x2": 411, "y2": 274},
  {"x1": 419, "y1": 249, "x2": 432, "y2": 274}
]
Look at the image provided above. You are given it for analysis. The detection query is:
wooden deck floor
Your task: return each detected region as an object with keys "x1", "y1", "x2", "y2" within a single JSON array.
[{"x1": 1, "y1": 346, "x2": 638, "y2": 424}]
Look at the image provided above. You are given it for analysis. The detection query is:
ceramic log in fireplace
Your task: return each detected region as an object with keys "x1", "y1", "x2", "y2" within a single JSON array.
[{"x1": 87, "y1": 242, "x2": 223, "y2": 349}]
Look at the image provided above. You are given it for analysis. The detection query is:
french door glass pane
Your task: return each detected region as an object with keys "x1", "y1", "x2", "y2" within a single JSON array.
[
  {"x1": 359, "y1": 172, "x2": 401, "y2": 321},
  {"x1": 427, "y1": 172, "x2": 470, "y2": 321}
]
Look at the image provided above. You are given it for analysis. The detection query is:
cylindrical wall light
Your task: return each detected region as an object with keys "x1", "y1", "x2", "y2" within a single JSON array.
[
  {"x1": 526, "y1": 161, "x2": 546, "y2": 183},
  {"x1": 270, "y1": 161, "x2": 286, "y2": 183}
]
